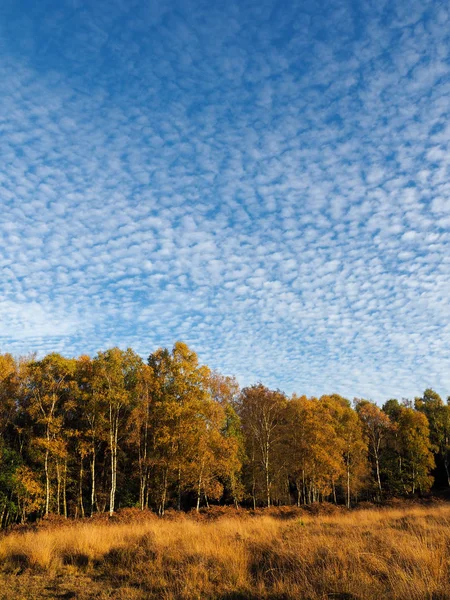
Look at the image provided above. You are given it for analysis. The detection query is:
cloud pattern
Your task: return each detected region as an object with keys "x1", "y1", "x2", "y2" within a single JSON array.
[{"x1": 0, "y1": 0, "x2": 449, "y2": 402}]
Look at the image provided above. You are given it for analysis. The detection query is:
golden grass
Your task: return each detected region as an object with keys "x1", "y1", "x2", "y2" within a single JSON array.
[{"x1": 1, "y1": 504, "x2": 450, "y2": 599}]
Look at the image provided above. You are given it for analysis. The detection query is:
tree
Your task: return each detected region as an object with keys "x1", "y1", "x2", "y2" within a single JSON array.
[
  {"x1": 286, "y1": 396, "x2": 343, "y2": 505},
  {"x1": 147, "y1": 342, "x2": 228, "y2": 513},
  {"x1": 93, "y1": 348, "x2": 141, "y2": 515},
  {"x1": 415, "y1": 389, "x2": 450, "y2": 487},
  {"x1": 208, "y1": 372, "x2": 243, "y2": 507},
  {"x1": 25, "y1": 354, "x2": 76, "y2": 516},
  {"x1": 0, "y1": 354, "x2": 22, "y2": 526},
  {"x1": 356, "y1": 400, "x2": 392, "y2": 498},
  {"x1": 14, "y1": 465, "x2": 44, "y2": 523},
  {"x1": 185, "y1": 397, "x2": 227, "y2": 511},
  {"x1": 382, "y1": 400, "x2": 434, "y2": 495},
  {"x1": 128, "y1": 362, "x2": 155, "y2": 510},
  {"x1": 239, "y1": 384, "x2": 287, "y2": 507},
  {"x1": 74, "y1": 355, "x2": 108, "y2": 515},
  {"x1": 0, "y1": 341, "x2": 448, "y2": 525},
  {"x1": 147, "y1": 346, "x2": 177, "y2": 515},
  {"x1": 397, "y1": 406, "x2": 434, "y2": 494},
  {"x1": 321, "y1": 395, "x2": 369, "y2": 507},
  {"x1": 0, "y1": 441, "x2": 21, "y2": 526},
  {"x1": 0, "y1": 354, "x2": 19, "y2": 436}
]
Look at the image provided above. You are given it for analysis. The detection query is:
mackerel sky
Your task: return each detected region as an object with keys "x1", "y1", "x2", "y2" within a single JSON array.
[{"x1": 1, "y1": 0, "x2": 450, "y2": 402}]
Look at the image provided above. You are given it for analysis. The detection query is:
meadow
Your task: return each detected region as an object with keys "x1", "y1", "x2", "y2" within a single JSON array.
[{"x1": 1, "y1": 502, "x2": 450, "y2": 600}]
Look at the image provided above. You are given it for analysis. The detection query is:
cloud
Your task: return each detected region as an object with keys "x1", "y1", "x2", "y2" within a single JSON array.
[{"x1": 0, "y1": 0, "x2": 449, "y2": 403}]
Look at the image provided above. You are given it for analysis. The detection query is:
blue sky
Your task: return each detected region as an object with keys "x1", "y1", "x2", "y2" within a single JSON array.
[{"x1": 1, "y1": 0, "x2": 449, "y2": 402}]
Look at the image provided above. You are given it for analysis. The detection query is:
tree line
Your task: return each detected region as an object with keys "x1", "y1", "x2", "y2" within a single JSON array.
[{"x1": 0, "y1": 342, "x2": 448, "y2": 526}]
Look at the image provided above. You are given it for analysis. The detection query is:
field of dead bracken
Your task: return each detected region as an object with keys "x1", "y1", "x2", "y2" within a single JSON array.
[{"x1": 1, "y1": 502, "x2": 450, "y2": 599}]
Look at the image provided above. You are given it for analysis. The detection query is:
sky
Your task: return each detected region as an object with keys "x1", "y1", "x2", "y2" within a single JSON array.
[{"x1": 0, "y1": 0, "x2": 449, "y2": 403}]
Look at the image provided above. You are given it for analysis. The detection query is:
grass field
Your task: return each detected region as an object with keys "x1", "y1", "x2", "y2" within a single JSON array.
[{"x1": 1, "y1": 502, "x2": 450, "y2": 599}]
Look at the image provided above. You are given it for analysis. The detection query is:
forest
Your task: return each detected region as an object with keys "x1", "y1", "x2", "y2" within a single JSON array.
[{"x1": 0, "y1": 341, "x2": 448, "y2": 527}]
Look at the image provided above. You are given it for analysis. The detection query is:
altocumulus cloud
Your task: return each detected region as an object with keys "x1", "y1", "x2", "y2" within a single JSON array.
[{"x1": 0, "y1": 0, "x2": 449, "y2": 402}]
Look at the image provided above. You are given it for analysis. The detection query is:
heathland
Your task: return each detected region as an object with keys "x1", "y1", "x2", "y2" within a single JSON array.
[
  {"x1": 1, "y1": 502, "x2": 450, "y2": 600},
  {"x1": 2, "y1": 342, "x2": 450, "y2": 599}
]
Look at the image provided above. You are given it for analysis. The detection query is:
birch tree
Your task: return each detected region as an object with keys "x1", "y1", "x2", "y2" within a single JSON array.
[
  {"x1": 415, "y1": 389, "x2": 450, "y2": 487},
  {"x1": 239, "y1": 384, "x2": 287, "y2": 507},
  {"x1": 26, "y1": 354, "x2": 76, "y2": 515},
  {"x1": 93, "y1": 348, "x2": 141, "y2": 515},
  {"x1": 356, "y1": 400, "x2": 392, "y2": 498},
  {"x1": 321, "y1": 395, "x2": 368, "y2": 507},
  {"x1": 128, "y1": 363, "x2": 155, "y2": 510},
  {"x1": 286, "y1": 396, "x2": 343, "y2": 505}
]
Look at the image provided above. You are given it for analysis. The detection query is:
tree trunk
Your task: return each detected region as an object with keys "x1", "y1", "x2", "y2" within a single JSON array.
[
  {"x1": 444, "y1": 453, "x2": 450, "y2": 487},
  {"x1": 177, "y1": 464, "x2": 182, "y2": 511},
  {"x1": 230, "y1": 472, "x2": 239, "y2": 509},
  {"x1": 375, "y1": 453, "x2": 382, "y2": 498},
  {"x1": 109, "y1": 410, "x2": 119, "y2": 516},
  {"x1": 44, "y1": 435, "x2": 50, "y2": 516},
  {"x1": 265, "y1": 444, "x2": 270, "y2": 507},
  {"x1": 145, "y1": 483, "x2": 150, "y2": 509},
  {"x1": 252, "y1": 473, "x2": 256, "y2": 510},
  {"x1": 79, "y1": 456, "x2": 85, "y2": 518},
  {"x1": 346, "y1": 461, "x2": 351, "y2": 509},
  {"x1": 139, "y1": 475, "x2": 146, "y2": 511},
  {"x1": 196, "y1": 475, "x2": 202, "y2": 512},
  {"x1": 250, "y1": 442, "x2": 257, "y2": 509},
  {"x1": 63, "y1": 459, "x2": 68, "y2": 518},
  {"x1": 159, "y1": 468, "x2": 168, "y2": 516},
  {"x1": 139, "y1": 408, "x2": 149, "y2": 510},
  {"x1": 56, "y1": 459, "x2": 61, "y2": 515},
  {"x1": 90, "y1": 445, "x2": 96, "y2": 515}
]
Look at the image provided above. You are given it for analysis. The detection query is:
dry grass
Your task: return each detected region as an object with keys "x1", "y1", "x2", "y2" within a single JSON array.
[{"x1": 1, "y1": 503, "x2": 450, "y2": 599}]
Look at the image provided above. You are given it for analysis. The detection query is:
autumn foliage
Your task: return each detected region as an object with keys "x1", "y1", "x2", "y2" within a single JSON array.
[{"x1": 0, "y1": 342, "x2": 447, "y2": 527}]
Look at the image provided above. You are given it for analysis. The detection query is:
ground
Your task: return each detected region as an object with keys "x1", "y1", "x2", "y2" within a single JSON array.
[{"x1": 1, "y1": 502, "x2": 450, "y2": 599}]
